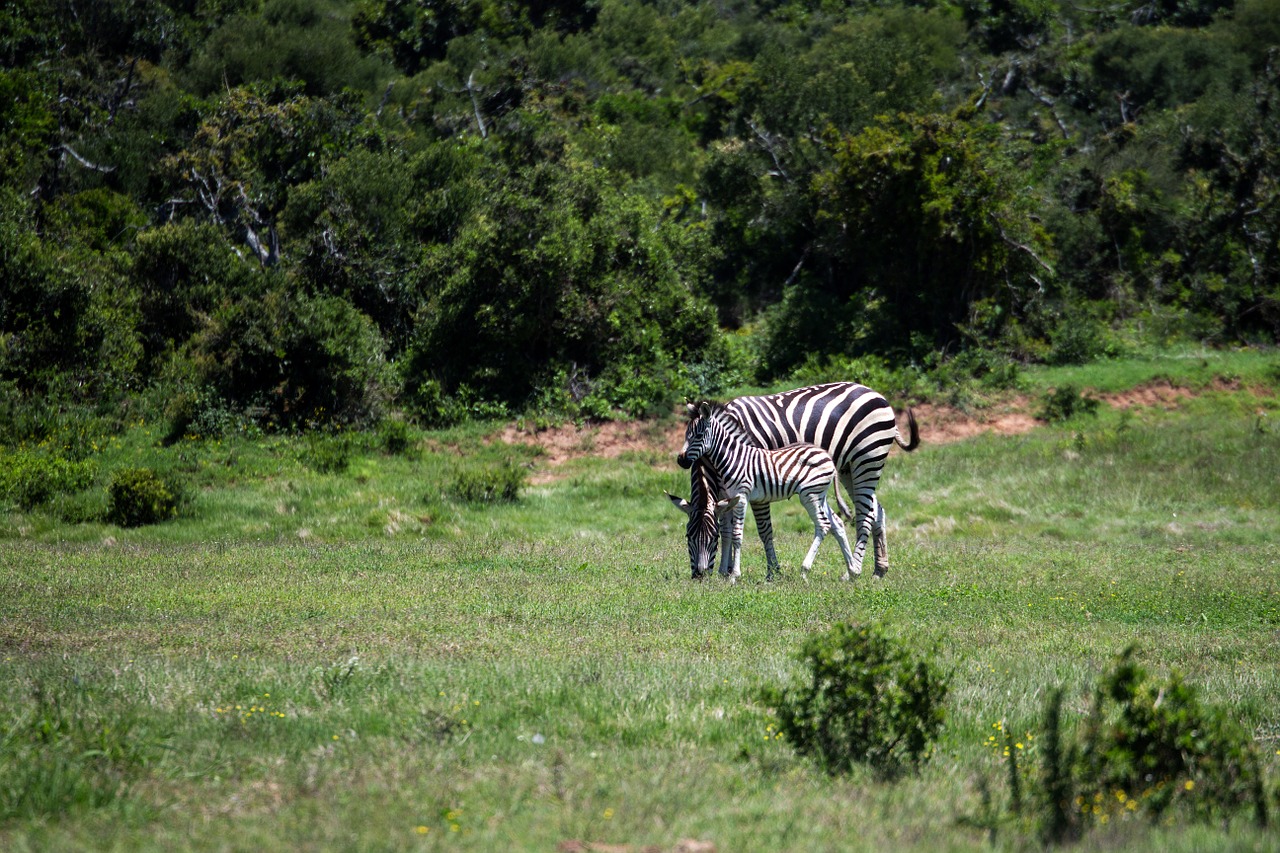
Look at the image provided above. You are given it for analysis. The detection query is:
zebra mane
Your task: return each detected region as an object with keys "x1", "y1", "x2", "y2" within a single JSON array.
[{"x1": 695, "y1": 400, "x2": 756, "y2": 446}]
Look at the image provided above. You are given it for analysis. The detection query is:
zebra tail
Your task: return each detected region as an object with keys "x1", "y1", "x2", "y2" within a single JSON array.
[{"x1": 896, "y1": 407, "x2": 920, "y2": 452}]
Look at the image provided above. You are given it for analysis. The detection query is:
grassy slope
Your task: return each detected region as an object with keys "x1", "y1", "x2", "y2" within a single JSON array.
[{"x1": 1, "y1": 352, "x2": 1279, "y2": 851}]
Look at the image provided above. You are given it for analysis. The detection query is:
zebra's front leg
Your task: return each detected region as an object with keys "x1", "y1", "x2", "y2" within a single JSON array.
[
  {"x1": 715, "y1": 494, "x2": 747, "y2": 582},
  {"x1": 717, "y1": 507, "x2": 734, "y2": 578},
  {"x1": 750, "y1": 500, "x2": 781, "y2": 581}
]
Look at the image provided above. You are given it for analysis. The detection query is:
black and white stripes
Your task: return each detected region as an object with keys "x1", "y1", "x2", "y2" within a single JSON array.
[
  {"x1": 671, "y1": 382, "x2": 917, "y2": 580},
  {"x1": 679, "y1": 402, "x2": 854, "y2": 582}
]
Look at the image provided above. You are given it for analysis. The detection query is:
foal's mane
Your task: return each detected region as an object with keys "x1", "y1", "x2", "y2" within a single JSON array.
[{"x1": 693, "y1": 401, "x2": 758, "y2": 447}]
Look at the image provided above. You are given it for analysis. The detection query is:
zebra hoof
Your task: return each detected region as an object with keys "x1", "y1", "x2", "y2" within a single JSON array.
[{"x1": 873, "y1": 565, "x2": 888, "y2": 579}]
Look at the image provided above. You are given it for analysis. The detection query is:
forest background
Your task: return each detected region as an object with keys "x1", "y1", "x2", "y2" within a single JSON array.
[{"x1": 2, "y1": 0, "x2": 1279, "y2": 440}]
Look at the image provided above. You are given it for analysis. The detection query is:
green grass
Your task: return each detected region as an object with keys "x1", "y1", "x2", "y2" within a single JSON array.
[
  {"x1": 1024, "y1": 345, "x2": 1280, "y2": 395},
  {"x1": 2, "y1": 353, "x2": 1279, "y2": 851}
]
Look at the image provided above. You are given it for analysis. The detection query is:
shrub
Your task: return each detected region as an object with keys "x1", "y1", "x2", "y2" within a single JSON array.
[
  {"x1": 1038, "y1": 384, "x2": 1100, "y2": 422},
  {"x1": 0, "y1": 450, "x2": 95, "y2": 511},
  {"x1": 987, "y1": 647, "x2": 1270, "y2": 846},
  {"x1": 450, "y1": 461, "x2": 525, "y2": 504},
  {"x1": 175, "y1": 289, "x2": 392, "y2": 431},
  {"x1": 107, "y1": 467, "x2": 179, "y2": 527},
  {"x1": 761, "y1": 622, "x2": 950, "y2": 779},
  {"x1": 1073, "y1": 647, "x2": 1266, "y2": 826},
  {"x1": 377, "y1": 419, "x2": 413, "y2": 455},
  {"x1": 301, "y1": 431, "x2": 356, "y2": 474}
]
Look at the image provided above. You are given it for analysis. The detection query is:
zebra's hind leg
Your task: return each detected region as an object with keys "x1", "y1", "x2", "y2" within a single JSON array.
[
  {"x1": 798, "y1": 492, "x2": 834, "y2": 582},
  {"x1": 826, "y1": 500, "x2": 857, "y2": 579},
  {"x1": 871, "y1": 496, "x2": 890, "y2": 578},
  {"x1": 837, "y1": 470, "x2": 875, "y2": 579},
  {"x1": 845, "y1": 494, "x2": 875, "y2": 580}
]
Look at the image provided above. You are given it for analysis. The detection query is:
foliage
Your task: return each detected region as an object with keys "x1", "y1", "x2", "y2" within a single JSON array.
[
  {"x1": 300, "y1": 431, "x2": 357, "y2": 474},
  {"x1": 377, "y1": 418, "x2": 414, "y2": 455},
  {"x1": 800, "y1": 107, "x2": 1055, "y2": 365},
  {"x1": 993, "y1": 648, "x2": 1270, "y2": 845},
  {"x1": 107, "y1": 467, "x2": 179, "y2": 527},
  {"x1": 761, "y1": 622, "x2": 950, "y2": 780},
  {"x1": 172, "y1": 288, "x2": 392, "y2": 430},
  {"x1": 1038, "y1": 384, "x2": 1101, "y2": 422},
  {"x1": 0, "y1": 449, "x2": 96, "y2": 511},
  {"x1": 1075, "y1": 647, "x2": 1267, "y2": 825},
  {"x1": 450, "y1": 459, "x2": 526, "y2": 504},
  {"x1": 403, "y1": 151, "x2": 716, "y2": 419},
  {"x1": 0, "y1": 0, "x2": 1277, "y2": 434}
]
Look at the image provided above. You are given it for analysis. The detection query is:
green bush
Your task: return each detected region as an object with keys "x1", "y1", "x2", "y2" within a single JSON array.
[
  {"x1": 1038, "y1": 384, "x2": 1100, "y2": 422},
  {"x1": 450, "y1": 461, "x2": 525, "y2": 504},
  {"x1": 107, "y1": 467, "x2": 179, "y2": 528},
  {"x1": 0, "y1": 450, "x2": 96, "y2": 511},
  {"x1": 1073, "y1": 647, "x2": 1267, "y2": 826},
  {"x1": 990, "y1": 647, "x2": 1269, "y2": 846},
  {"x1": 301, "y1": 431, "x2": 356, "y2": 474},
  {"x1": 761, "y1": 622, "x2": 950, "y2": 779},
  {"x1": 174, "y1": 289, "x2": 392, "y2": 431},
  {"x1": 377, "y1": 419, "x2": 414, "y2": 455}
]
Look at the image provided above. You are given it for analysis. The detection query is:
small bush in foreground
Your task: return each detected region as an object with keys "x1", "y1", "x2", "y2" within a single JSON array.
[
  {"x1": 983, "y1": 647, "x2": 1269, "y2": 846},
  {"x1": 1070, "y1": 647, "x2": 1267, "y2": 831},
  {"x1": 107, "y1": 467, "x2": 178, "y2": 527},
  {"x1": 761, "y1": 622, "x2": 950, "y2": 779}
]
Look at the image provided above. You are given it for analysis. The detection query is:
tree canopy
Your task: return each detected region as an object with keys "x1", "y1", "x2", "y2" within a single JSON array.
[{"x1": 1, "y1": 0, "x2": 1276, "y2": 436}]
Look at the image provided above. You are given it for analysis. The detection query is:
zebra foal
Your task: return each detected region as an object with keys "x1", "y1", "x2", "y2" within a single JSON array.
[
  {"x1": 666, "y1": 459, "x2": 780, "y2": 580},
  {"x1": 679, "y1": 402, "x2": 855, "y2": 582}
]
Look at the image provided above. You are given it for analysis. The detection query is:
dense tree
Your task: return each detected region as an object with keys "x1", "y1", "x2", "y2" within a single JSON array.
[
  {"x1": 404, "y1": 146, "x2": 718, "y2": 421},
  {"x1": 0, "y1": 0, "x2": 1275, "y2": 435}
]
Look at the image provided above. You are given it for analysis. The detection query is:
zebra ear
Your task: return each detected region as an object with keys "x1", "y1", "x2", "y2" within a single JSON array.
[
  {"x1": 698, "y1": 401, "x2": 711, "y2": 418},
  {"x1": 665, "y1": 490, "x2": 693, "y2": 516},
  {"x1": 714, "y1": 494, "x2": 742, "y2": 519}
]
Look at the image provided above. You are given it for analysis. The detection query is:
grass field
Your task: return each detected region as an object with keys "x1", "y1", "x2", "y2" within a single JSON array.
[{"x1": 2, "y1": 352, "x2": 1280, "y2": 851}]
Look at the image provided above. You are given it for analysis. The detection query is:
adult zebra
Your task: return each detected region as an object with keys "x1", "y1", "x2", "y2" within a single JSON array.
[
  {"x1": 680, "y1": 402, "x2": 856, "y2": 581},
  {"x1": 674, "y1": 382, "x2": 918, "y2": 580}
]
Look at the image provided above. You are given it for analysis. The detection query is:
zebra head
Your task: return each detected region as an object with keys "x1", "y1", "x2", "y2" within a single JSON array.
[
  {"x1": 677, "y1": 401, "x2": 721, "y2": 469},
  {"x1": 665, "y1": 459, "x2": 722, "y2": 579}
]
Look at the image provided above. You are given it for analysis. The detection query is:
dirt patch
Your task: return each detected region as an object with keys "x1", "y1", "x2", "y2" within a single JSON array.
[
  {"x1": 907, "y1": 401, "x2": 1040, "y2": 444},
  {"x1": 498, "y1": 379, "x2": 1251, "y2": 483},
  {"x1": 500, "y1": 419, "x2": 681, "y2": 484},
  {"x1": 1104, "y1": 379, "x2": 1197, "y2": 411}
]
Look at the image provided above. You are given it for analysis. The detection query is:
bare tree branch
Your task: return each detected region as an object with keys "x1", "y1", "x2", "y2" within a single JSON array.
[
  {"x1": 746, "y1": 118, "x2": 789, "y2": 182},
  {"x1": 467, "y1": 70, "x2": 488, "y2": 139},
  {"x1": 55, "y1": 143, "x2": 114, "y2": 173}
]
